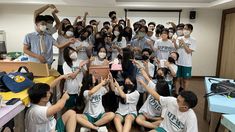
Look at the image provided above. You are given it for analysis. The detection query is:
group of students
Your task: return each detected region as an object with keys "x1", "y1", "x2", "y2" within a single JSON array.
[{"x1": 23, "y1": 4, "x2": 198, "y2": 132}]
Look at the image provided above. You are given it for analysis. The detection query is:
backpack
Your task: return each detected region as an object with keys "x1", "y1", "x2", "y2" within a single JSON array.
[
  {"x1": 2, "y1": 72, "x2": 34, "y2": 93},
  {"x1": 204, "y1": 78, "x2": 235, "y2": 97}
]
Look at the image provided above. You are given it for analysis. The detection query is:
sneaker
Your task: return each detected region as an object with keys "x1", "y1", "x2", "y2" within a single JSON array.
[
  {"x1": 97, "y1": 126, "x2": 108, "y2": 132},
  {"x1": 80, "y1": 127, "x2": 91, "y2": 132}
]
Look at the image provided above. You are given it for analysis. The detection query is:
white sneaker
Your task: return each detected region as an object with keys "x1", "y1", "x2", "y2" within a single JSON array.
[
  {"x1": 97, "y1": 126, "x2": 108, "y2": 132},
  {"x1": 80, "y1": 127, "x2": 91, "y2": 132}
]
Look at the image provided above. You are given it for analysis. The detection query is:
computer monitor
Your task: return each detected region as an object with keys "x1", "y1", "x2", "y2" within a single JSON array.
[{"x1": 0, "y1": 41, "x2": 7, "y2": 59}]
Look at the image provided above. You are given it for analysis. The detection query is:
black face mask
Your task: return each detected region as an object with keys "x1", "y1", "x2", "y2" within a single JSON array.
[
  {"x1": 156, "y1": 75, "x2": 164, "y2": 80},
  {"x1": 80, "y1": 36, "x2": 87, "y2": 41},
  {"x1": 125, "y1": 84, "x2": 134, "y2": 91},
  {"x1": 142, "y1": 55, "x2": 149, "y2": 61},
  {"x1": 111, "y1": 16, "x2": 116, "y2": 20},
  {"x1": 168, "y1": 57, "x2": 175, "y2": 64}
]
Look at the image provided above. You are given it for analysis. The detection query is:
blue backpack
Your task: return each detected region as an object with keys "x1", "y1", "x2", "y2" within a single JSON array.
[{"x1": 2, "y1": 72, "x2": 34, "y2": 93}]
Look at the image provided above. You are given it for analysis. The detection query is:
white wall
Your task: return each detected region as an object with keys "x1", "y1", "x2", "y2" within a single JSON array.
[{"x1": 0, "y1": 5, "x2": 222, "y2": 76}]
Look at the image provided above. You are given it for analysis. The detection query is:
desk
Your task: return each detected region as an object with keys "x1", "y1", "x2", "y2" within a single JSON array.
[
  {"x1": 221, "y1": 114, "x2": 235, "y2": 132},
  {"x1": 0, "y1": 76, "x2": 55, "y2": 106},
  {"x1": 203, "y1": 77, "x2": 235, "y2": 132},
  {"x1": 0, "y1": 101, "x2": 25, "y2": 128},
  {"x1": 0, "y1": 76, "x2": 55, "y2": 130}
]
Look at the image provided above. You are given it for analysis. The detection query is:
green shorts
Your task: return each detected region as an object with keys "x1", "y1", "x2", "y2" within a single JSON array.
[
  {"x1": 176, "y1": 65, "x2": 192, "y2": 78},
  {"x1": 155, "y1": 127, "x2": 167, "y2": 132},
  {"x1": 65, "y1": 94, "x2": 78, "y2": 109},
  {"x1": 55, "y1": 117, "x2": 65, "y2": 132},
  {"x1": 116, "y1": 113, "x2": 137, "y2": 122},
  {"x1": 84, "y1": 113, "x2": 104, "y2": 124}
]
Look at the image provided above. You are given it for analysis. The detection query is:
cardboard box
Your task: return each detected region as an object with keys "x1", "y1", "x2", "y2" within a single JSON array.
[
  {"x1": 0, "y1": 61, "x2": 50, "y2": 77},
  {"x1": 89, "y1": 65, "x2": 110, "y2": 80}
]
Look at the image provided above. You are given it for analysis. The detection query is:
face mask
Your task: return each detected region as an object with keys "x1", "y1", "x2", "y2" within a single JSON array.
[
  {"x1": 70, "y1": 52, "x2": 77, "y2": 60},
  {"x1": 177, "y1": 30, "x2": 183, "y2": 36},
  {"x1": 39, "y1": 25, "x2": 47, "y2": 32},
  {"x1": 47, "y1": 23, "x2": 53, "y2": 29},
  {"x1": 120, "y1": 24, "x2": 125, "y2": 29},
  {"x1": 138, "y1": 32, "x2": 146, "y2": 38},
  {"x1": 125, "y1": 84, "x2": 134, "y2": 90},
  {"x1": 183, "y1": 30, "x2": 191, "y2": 36},
  {"x1": 156, "y1": 75, "x2": 164, "y2": 80},
  {"x1": 169, "y1": 32, "x2": 174, "y2": 38},
  {"x1": 168, "y1": 57, "x2": 175, "y2": 64},
  {"x1": 98, "y1": 52, "x2": 106, "y2": 59},
  {"x1": 142, "y1": 55, "x2": 149, "y2": 61},
  {"x1": 80, "y1": 36, "x2": 87, "y2": 41},
  {"x1": 66, "y1": 31, "x2": 74, "y2": 37},
  {"x1": 114, "y1": 31, "x2": 120, "y2": 36}
]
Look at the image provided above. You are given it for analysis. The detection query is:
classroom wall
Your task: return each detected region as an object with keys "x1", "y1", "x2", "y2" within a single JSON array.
[{"x1": 0, "y1": 4, "x2": 222, "y2": 76}]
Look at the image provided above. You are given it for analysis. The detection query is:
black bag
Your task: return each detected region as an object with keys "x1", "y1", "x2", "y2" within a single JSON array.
[
  {"x1": 0, "y1": 71, "x2": 10, "y2": 92},
  {"x1": 204, "y1": 78, "x2": 235, "y2": 97},
  {"x1": 18, "y1": 66, "x2": 34, "y2": 80}
]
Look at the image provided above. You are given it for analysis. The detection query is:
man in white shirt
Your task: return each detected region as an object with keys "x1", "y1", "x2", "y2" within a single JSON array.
[
  {"x1": 25, "y1": 75, "x2": 77, "y2": 132},
  {"x1": 138, "y1": 68, "x2": 198, "y2": 132},
  {"x1": 175, "y1": 24, "x2": 196, "y2": 94}
]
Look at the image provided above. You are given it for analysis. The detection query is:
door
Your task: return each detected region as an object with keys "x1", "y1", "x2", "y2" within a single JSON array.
[{"x1": 217, "y1": 8, "x2": 235, "y2": 79}]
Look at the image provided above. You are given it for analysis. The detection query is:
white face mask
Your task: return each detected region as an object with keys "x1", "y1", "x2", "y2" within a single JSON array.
[
  {"x1": 39, "y1": 25, "x2": 47, "y2": 32},
  {"x1": 70, "y1": 52, "x2": 77, "y2": 60},
  {"x1": 98, "y1": 52, "x2": 106, "y2": 59},
  {"x1": 66, "y1": 31, "x2": 74, "y2": 37},
  {"x1": 169, "y1": 32, "x2": 174, "y2": 37},
  {"x1": 138, "y1": 32, "x2": 146, "y2": 38},
  {"x1": 47, "y1": 23, "x2": 53, "y2": 29},
  {"x1": 114, "y1": 31, "x2": 120, "y2": 37},
  {"x1": 183, "y1": 30, "x2": 191, "y2": 36},
  {"x1": 177, "y1": 30, "x2": 183, "y2": 36}
]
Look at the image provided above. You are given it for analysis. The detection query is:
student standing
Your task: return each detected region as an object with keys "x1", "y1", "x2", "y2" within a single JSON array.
[
  {"x1": 175, "y1": 24, "x2": 196, "y2": 94},
  {"x1": 23, "y1": 15, "x2": 75, "y2": 67}
]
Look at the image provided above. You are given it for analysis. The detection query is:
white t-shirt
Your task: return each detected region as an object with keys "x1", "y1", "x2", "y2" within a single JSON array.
[
  {"x1": 73, "y1": 40, "x2": 90, "y2": 60},
  {"x1": 63, "y1": 59, "x2": 86, "y2": 94},
  {"x1": 91, "y1": 56, "x2": 105, "y2": 65},
  {"x1": 25, "y1": 102, "x2": 56, "y2": 132},
  {"x1": 83, "y1": 87, "x2": 108, "y2": 118},
  {"x1": 154, "y1": 39, "x2": 175, "y2": 60},
  {"x1": 115, "y1": 89, "x2": 140, "y2": 116},
  {"x1": 166, "y1": 63, "x2": 178, "y2": 82},
  {"x1": 112, "y1": 37, "x2": 126, "y2": 60},
  {"x1": 57, "y1": 35, "x2": 69, "y2": 65},
  {"x1": 176, "y1": 36, "x2": 196, "y2": 67},
  {"x1": 159, "y1": 96, "x2": 198, "y2": 132},
  {"x1": 136, "y1": 61, "x2": 155, "y2": 93},
  {"x1": 139, "y1": 80, "x2": 162, "y2": 118}
]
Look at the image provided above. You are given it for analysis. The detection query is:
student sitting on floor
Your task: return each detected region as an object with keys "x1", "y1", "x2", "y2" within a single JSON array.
[
  {"x1": 110, "y1": 75, "x2": 140, "y2": 132},
  {"x1": 76, "y1": 73, "x2": 115, "y2": 132},
  {"x1": 135, "y1": 61, "x2": 170, "y2": 130},
  {"x1": 25, "y1": 75, "x2": 77, "y2": 132},
  {"x1": 138, "y1": 68, "x2": 198, "y2": 132}
]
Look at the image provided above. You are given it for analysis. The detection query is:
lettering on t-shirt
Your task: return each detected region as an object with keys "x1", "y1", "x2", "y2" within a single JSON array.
[
  {"x1": 179, "y1": 43, "x2": 191, "y2": 49},
  {"x1": 71, "y1": 66, "x2": 79, "y2": 72},
  {"x1": 167, "y1": 111, "x2": 185, "y2": 130},
  {"x1": 90, "y1": 95, "x2": 101, "y2": 104},
  {"x1": 149, "y1": 96, "x2": 161, "y2": 111},
  {"x1": 158, "y1": 46, "x2": 175, "y2": 52}
]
